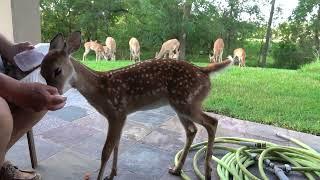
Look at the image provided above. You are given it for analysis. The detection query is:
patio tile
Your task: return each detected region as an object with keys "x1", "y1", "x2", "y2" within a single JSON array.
[
  {"x1": 159, "y1": 116, "x2": 184, "y2": 133},
  {"x1": 6, "y1": 137, "x2": 64, "y2": 169},
  {"x1": 159, "y1": 170, "x2": 199, "y2": 180},
  {"x1": 127, "y1": 110, "x2": 173, "y2": 128},
  {"x1": 70, "y1": 132, "x2": 136, "y2": 160},
  {"x1": 47, "y1": 105, "x2": 89, "y2": 122},
  {"x1": 40, "y1": 123, "x2": 98, "y2": 148},
  {"x1": 159, "y1": 116, "x2": 210, "y2": 144},
  {"x1": 36, "y1": 149, "x2": 99, "y2": 180},
  {"x1": 116, "y1": 170, "x2": 154, "y2": 180},
  {"x1": 159, "y1": 116, "x2": 223, "y2": 143},
  {"x1": 88, "y1": 168, "x2": 152, "y2": 180},
  {"x1": 64, "y1": 89, "x2": 95, "y2": 111},
  {"x1": 287, "y1": 129, "x2": 320, "y2": 151},
  {"x1": 244, "y1": 122, "x2": 290, "y2": 142},
  {"x1": 73, "y1": 112, "x2": 108, "y2": 132},
  {"x1": 117, "y1": 143, "x2": 174, "y2": 179},
  {"x1": 215, "y1": 114, "x2": 247, "y2": 134},
  {"x1": 122, "y1": 121, "x2": 152, "y2": 141},
  {"x1": 149, "y1": 105, "x2": 177, "y2": 116},
  {"x1": 215, "y1": 127, "x2": 245, "y2": 138},
  {"x1": 33, "y1": 114, "x2": 69, "y2": 135},
  {"x1": 140, "y1": 128, "x2": 184, "y2": 153}
]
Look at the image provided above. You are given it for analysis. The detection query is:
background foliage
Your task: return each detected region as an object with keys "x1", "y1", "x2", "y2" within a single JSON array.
[{"x1": 40, "y1": 0, "x2": 320, "y2": 68}]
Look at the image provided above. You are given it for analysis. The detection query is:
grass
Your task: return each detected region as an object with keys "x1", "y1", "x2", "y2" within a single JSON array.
[{"x1": 77, "y1": 55, "x2": 320, "y2": 135}]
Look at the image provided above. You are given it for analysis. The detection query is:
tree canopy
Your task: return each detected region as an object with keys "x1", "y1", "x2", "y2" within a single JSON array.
[{"x1": 40, "y1": 0, "x2": 320, "y2": 69}]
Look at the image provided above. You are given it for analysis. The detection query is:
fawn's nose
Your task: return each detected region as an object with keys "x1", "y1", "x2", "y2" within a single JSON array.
[{"x1": 234, "y1": 57, "x2": 240, "y2": 64}]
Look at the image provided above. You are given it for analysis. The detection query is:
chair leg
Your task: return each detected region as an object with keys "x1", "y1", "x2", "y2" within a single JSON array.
[{"x1": 27, "y1": 130, "x2": 38, "y2": 168}]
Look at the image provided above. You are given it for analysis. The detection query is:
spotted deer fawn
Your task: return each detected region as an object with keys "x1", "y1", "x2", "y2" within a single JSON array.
[
  {"x1": 209, "y1": 38, "x2": 224, "y2": 63},
  {"x1": 233, "y1": 48, "x2": 246, "y2": 67},
  {"x1": 155, "y1": 39, "x2": 180, "y2": 60},
  {"x1": 82, "y1": 40, "x2": 106, "y2": 61},
  {"x1": 129, "y1": 37, "x2": 141, "y2": 62},
  {"x1": 40, "y1": 32, "x2": 233, "y2": 180}
]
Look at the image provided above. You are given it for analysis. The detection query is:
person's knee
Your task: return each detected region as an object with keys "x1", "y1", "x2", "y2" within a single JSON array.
[
  {"x1": 0, "y1": 97, "x2": 13, "y2": 151},
  {"x1": 0, "y1": 96, "x2": 13, "y2": 132}
]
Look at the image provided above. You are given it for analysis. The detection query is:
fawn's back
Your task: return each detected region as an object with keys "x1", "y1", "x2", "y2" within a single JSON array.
[{"x1": 96, "y1": 59, "x2": 211, "y2": 113}]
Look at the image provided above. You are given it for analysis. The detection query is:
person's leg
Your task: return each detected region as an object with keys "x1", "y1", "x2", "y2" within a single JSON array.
[
  {"x1": 0, "y1": 101, "x2": 45, "y2": 180},
  {"x1": 6, "y1": 106, "x2": 46, "y2": 150},
  {"x1": 0, "y1": 97, "x2": 13, "y2": 167}
]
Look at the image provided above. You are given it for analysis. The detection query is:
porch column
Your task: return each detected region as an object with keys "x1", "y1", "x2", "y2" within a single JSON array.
[{"x1": 0, "y1": 0, "x2": 41, "y2": 44}]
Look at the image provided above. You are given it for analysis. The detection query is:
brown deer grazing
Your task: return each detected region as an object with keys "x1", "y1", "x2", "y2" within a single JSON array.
[
  {"x1": 129, "y1": 37, "x2": 141, "y2": 62},
  {"x1": 40, "y1": 32, "x2": 234, "y2": 180},
  {"x1": 82, "y1": 40, "x2": 106, "y2": 61},
  {"x1": 155, "y1": 39, "x2": 180, "y2": 60},
  {"x1": 233, "y1": 48, "x2": 246, "y2": 67},
  {"x1": 105, "y1": 37, "x2": 116, "y2": 61},
  {"x1": 209, "y1": 38, "x2": 224, "y2": 63}
]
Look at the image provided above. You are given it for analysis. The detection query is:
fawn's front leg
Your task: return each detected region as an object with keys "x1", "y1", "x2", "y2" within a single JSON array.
[{"x1": 97, "y1": 117, "x2": 125, "y2": 180}]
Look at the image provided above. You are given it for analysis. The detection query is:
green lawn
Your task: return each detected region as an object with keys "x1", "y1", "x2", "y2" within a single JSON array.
[{"x1": 80, "y1": 58, "x2": 320, "y2": 135}]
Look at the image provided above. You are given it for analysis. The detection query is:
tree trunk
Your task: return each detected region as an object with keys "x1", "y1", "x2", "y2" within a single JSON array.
[
  {"x1": 179, "y1": 0, "x2": 192, "y2": 60},
  {"x1": 260, "y1": 0, "x2": 276, "y2": 67},
  {"x1": 315, "y1": 4, "x2": 320, "y2": 52}
]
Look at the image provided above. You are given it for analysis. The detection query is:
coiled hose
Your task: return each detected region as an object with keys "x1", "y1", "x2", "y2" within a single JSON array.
[{"x1": 173, "y1": 134, "x2": 320, "y2": 180}]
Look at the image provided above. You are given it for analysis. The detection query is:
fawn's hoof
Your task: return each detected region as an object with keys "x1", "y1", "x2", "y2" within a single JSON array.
[
  {"x1": 103, "y1": 169, "x2": 117, "y2": 180},
  {"x1": 103, "y1": 175, "x2": 114, "y2": 180},
  {"x1": 168, "y1": 167, "x2": 181, "y2": 176}
]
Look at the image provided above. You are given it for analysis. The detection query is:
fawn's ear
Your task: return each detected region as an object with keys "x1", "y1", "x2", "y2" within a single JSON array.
[
  {"x1": 65, "y1": 31, "x2": 81, "y2": 55},
  {"x1": 49, "y1": 33, "x2": 65, "y2": 51}
]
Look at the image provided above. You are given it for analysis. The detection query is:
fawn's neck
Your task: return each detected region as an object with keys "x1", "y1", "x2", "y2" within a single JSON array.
[{"x1": 70, "y1": 58, "x2": 101, "y2": 97}]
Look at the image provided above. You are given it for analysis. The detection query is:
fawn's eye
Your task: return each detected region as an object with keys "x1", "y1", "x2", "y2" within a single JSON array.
[{"x1": 54, "y1": 67, "x2": 62, "y2": 77}]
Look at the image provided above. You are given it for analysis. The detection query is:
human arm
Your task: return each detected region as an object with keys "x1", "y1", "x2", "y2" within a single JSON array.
[
  {"x1": 0, "y1": 73, "x2": 67, "y2": 112},
  {"x1": 0, "y1": 33, "x2": 34, "y2": 64}
]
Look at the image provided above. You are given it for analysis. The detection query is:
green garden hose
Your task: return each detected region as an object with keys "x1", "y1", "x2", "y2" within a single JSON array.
[{"x1": 173, "y1": 134, "x2": 320, "y2": 180}]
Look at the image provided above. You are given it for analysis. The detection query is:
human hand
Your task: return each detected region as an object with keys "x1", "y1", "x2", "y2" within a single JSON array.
[
  {"x1": 11, "y1": 82, "x2": 67, "y2": 112},
  {"x1": 7, "y1": 42, "x2": 34, "y2": 64}
]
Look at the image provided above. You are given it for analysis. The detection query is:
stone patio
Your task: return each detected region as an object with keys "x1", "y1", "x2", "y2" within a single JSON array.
[{"x1": 6, "y1": 89, "x2": 320, "y2": 180}]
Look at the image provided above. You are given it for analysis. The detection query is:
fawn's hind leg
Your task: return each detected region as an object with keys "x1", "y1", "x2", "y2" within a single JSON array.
[
  {"x1": 198, "y1": 112, "x2": 218, "y2": 180},
  {"x1": 171, "y1": 105, "x2": 218, "y2": 180},
  {"x1": 169, "y1": 114, "x2": 197, "y2": 175}
]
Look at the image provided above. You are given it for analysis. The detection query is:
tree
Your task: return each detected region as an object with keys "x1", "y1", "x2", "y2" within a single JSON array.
[
  {"x1": 292, "y1": 0, "x2": 320, "y2": 53},
  {"x1": 40, "y1": 0, "x2": 127, "y2": 42},
  {"x1": 259, "y1": 0, "x2": 276, "y2": 67},
  {"x1": 214, "y1": 0, "x2": 263, "y2": 54},
  {"x1": 179, "y1": 0, "x2": 192, "y2": 60}
]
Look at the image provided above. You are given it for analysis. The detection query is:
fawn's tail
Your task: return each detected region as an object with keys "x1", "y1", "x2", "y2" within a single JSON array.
[{"x1": 200, "y1": 56, "x2": 234, "y2": 75}]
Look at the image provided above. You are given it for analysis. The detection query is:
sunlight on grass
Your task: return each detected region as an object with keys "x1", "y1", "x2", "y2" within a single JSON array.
[{"x1": 78, "y1": 59, "x2": 320, "y2": 135}]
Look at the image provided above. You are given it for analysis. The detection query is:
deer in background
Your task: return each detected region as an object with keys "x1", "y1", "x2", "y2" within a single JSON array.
[
  {"x1": 209, "y1": 38, "x2": 224, "y2": 63},
  {"x1": 40, "y1": 31, "x2": 234, "y2": 180},
  {"x1": 129, "y1": 37, "x2": 140, "y2": 62},
  {"x1": 82, "y1": 40, "x2": 106, "y2": 61},
  {"x1": 155, "y1": 39, "x2": 180, "y2": 60},
  {"x1": 233, "y1": 48, "x2": 246, "y2": 67},
  {"x1": 105, "y1": 37, "x2": 116, "y2": 60}
]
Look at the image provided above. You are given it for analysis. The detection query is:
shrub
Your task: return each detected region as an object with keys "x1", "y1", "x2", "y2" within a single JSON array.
[{"x1": 272, "y1": 41, "x2": 313, "y2": 69}]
